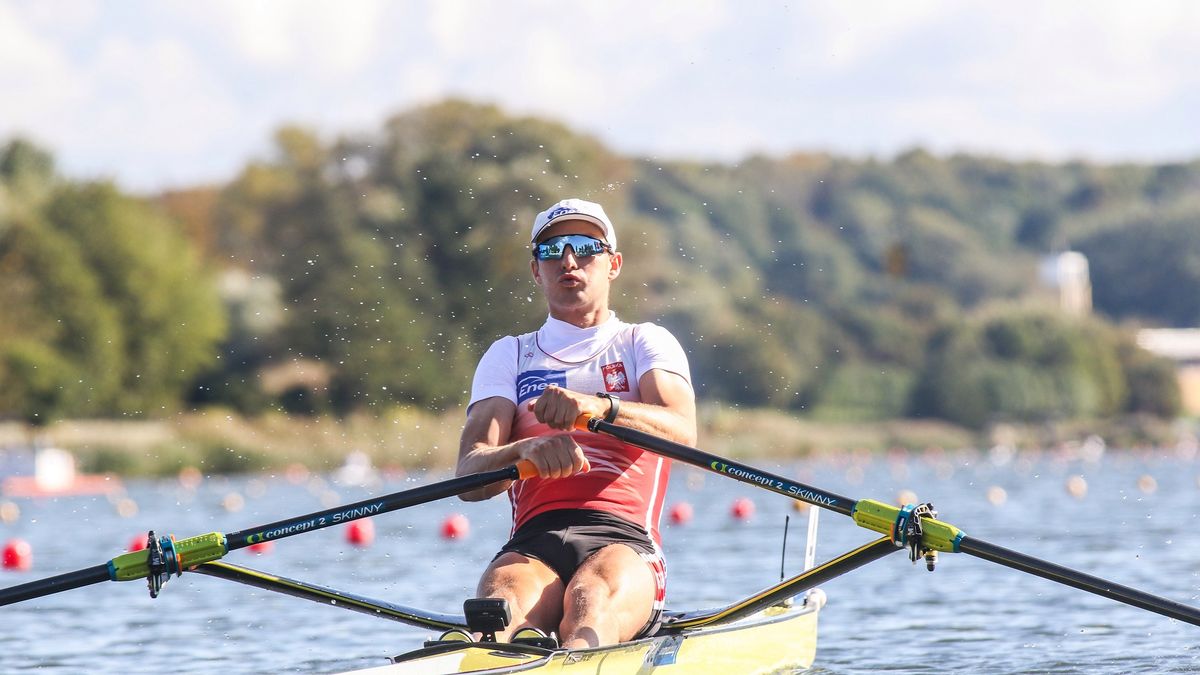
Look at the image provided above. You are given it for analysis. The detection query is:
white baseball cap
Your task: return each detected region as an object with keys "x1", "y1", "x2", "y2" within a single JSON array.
[{"x1": 530, "y1": 198, "x2": 617, "y2": 250}]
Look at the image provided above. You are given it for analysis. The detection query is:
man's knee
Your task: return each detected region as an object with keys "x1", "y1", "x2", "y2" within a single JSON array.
[
  {"x1": 477, "y1": 553, "x2": 566, "y2": 635},
  {"x1": 561, "y1": 546, "x2": 655, "y2": 639},
  {"x1": 562, "y1": 571, "x2": 613, "y2": 615}
]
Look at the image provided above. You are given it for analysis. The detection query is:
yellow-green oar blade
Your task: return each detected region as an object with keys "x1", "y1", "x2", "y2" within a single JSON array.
[{"x1": 578, "y1": 416, "x2": 1200, "y2": 629}]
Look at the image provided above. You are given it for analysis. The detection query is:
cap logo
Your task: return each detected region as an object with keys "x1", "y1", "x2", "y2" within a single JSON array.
[{"x1": 545, "y1": 206, "x2": 578, "y2": 221}]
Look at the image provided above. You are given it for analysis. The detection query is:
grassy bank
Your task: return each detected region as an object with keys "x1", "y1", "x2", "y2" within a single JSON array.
[{"x1": 0, "y1": 405, "x2": 1192, "y2": 478}]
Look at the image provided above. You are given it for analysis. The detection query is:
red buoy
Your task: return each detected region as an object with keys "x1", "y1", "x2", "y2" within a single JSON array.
[
  {"x1": 441, "y1": 513, "x2": 470, "y2": 540},
  {"x1": 3, "y1": 538, "x2": 32, "y2": 571},
  {"x1": 127, "y1": 535, "x2": 148, "y2": 552},
  {"x1": 668, "y1": 502, "x2": 694, "y2": 525},
  {"x1": 247, "y1": 540, "x2": 274, "y2": 554},
  {"x1": 346, "y1": 519, "x2": 375, "y2": 546},
  {"x1": 731, "y1": 497, "x2": 755, "y2": 521}
]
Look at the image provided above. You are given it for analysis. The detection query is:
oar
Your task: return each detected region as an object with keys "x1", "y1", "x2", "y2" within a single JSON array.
[
  {"x1": 0, "y1": 461, "x2": 536, "y2": 607},
  {"x1": 194, "y1": 561, "x2": 467, "y2": 631},
  {"x1": 664, "y1": 537, "x2": 898, "y2": 630},
  {"x1": 576, "y1": 416, "x2": 1200, "y2": 628}
]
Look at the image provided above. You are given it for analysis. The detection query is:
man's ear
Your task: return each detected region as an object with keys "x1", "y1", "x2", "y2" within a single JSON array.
[
  {"x1": 608, "y1": 252, "x2": 622, "y2": 280},
  {"x1": 531, "y1": 258, "x2": 543, "y2": 286}
]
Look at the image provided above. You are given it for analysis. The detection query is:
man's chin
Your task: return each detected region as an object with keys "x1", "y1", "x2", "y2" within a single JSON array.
[{"x1": 549, "y1": 293, "x2": 596, "y2": 311}]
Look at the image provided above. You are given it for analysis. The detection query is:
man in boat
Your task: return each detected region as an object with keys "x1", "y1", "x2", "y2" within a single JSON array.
[{"x1": 456, "y1": 197, "x2": 697, "y2": 649}]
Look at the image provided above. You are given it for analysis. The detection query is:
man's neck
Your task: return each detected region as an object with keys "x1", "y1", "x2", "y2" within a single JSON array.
[{"x1": 548, "y1": 306, "x2": 611, "y2": 329}]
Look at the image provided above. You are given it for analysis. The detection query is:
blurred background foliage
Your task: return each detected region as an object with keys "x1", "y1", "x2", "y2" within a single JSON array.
[{"x1": 0, "y1": 100, "x2": 1194, "y2": 432}]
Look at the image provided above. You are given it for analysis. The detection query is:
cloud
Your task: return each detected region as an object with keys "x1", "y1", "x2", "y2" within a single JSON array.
[
  {"x1": 0, "y1": 4, "x2": 86, "y2": 141},
  {"x1": 416, "y1": 1, "x2": 729, "y2": 120},
  {"x1": 84, "y1": 35, "x2": 240, "y2": 150},
  {"x1": 174, "y1": 0, "x2": 390, "y2": 77},
  {"x1": 791, "y1": 0, "x2": 950, "y2": 71},
  {"x1": 1, "y1": 1, "x2": 1198, "y2": 190},
  {"x1": 949, "y1": 4, "x2": 1199, "y2": 115}
]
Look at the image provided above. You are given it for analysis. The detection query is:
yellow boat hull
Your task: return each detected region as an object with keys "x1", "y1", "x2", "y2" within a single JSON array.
[{"x1": 348, "y1": 593, "x2": 822, "y2": 674}]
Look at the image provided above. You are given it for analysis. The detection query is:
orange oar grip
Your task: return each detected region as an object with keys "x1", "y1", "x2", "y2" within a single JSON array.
[
  {"x1": 574, "y1": 414, "x2": 595, "y2": 431},
  {"x1": 515, "y1": 460, "x2": 539, "y2": 480}
]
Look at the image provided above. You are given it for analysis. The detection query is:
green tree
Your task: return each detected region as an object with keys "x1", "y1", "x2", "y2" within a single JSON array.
[
  {"x1": 912, "y1": 309, "x2": 1129, "y2": 428},
  {"x1": 0, "y1": 152, "x2": 226, "y2": 424},
  {"x1": 42, "y1": 184, "x2": 226, "y2": 414},
  {"x1": 209, "y1": 103, "x2": 632, "y2": 411},
  {"x1": 0, "y1": 214, "x2": 123, "y2": 423},
  {"x1": 1078, "y1": 213, "x2": 1200, "y2": 327},
  {"x1": 0, "y1": 138, "x2": 56, "y2": 207},
  {"x1": 177, "y1": 101, "x2": 1195, "y2": 426},
  {"x1": 1116, "y1": 340, "x2": 1181, "y2": 417}
]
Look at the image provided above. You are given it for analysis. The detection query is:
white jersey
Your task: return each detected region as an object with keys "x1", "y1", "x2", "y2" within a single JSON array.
[{"x1": 469, "y1": 313, "x2": 691, "y2": 542}]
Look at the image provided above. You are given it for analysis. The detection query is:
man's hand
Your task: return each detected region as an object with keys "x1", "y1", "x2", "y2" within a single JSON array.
[
  {"x1": 516, "y1": 433, "x2": 590, "y2": 479},
  {"x1": 528, "y1": 384, "x2": 609, "y2": 430}
]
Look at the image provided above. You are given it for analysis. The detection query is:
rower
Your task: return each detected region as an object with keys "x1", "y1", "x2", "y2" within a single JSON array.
[{"x1": 454, "y1": 198, "x2": 697, "y2": 648}]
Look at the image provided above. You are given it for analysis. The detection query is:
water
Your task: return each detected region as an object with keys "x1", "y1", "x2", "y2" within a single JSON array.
[{"x1": 2, "y1": 447, "x2": 1199, "y2": 673}]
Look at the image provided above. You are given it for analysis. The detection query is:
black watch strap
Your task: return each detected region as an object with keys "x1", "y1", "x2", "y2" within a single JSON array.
[{"x1": 595, "y1": 392, "x2": 620, "y2": 423}]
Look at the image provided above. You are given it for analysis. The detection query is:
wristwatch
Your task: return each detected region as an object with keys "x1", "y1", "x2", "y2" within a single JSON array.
[{"x1": 595, "y1": 392, "x2": 620, "y2": 423}]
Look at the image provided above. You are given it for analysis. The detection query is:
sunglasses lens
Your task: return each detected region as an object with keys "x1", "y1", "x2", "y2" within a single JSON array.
[
  {"x1": 535, "y1": 240, "x2": 563, "y2": 260},
  {"x1": 534, "y1": 235, "x2": 608, "y2": 260},
  {"x1": 573, "y1": 238, "x2": 603, "y2": 256}
]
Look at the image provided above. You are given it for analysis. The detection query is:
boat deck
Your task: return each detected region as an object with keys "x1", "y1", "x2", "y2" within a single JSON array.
[{"x1": 345, "y1": 593, "x2": 823, "y2": 674}]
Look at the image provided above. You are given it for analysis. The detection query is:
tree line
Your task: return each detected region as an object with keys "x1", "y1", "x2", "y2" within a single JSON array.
[{"x1": 1, "y1": 100, "x2": 1194, "y2": 430}]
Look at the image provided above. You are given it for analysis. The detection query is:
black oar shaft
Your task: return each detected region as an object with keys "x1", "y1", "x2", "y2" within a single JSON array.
[
  {"x1": 194, "y1": 561, "x2": 466, "y2": 630},
  {"x1": 225, "y1": 464, "x2": 522, "y2": 550},
  {"x1": 0, "y1": 463, "x2": 529, "y2": 607},
  {"x1": 961, "y1": 536, "x2": 1200, "y2": 627},
  {"x1": 587, "y1": 419, "x2": 857, "y2": 516},
  {"x1": 0, "y1": 564, "x2": 110, "y2": 607}
]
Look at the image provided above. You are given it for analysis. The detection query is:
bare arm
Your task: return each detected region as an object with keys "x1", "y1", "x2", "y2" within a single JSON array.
[
  {"x1": 456, "y1": 396, "x2": 520, "y2": 501},
  {"x1": 530, "y1": 369, "x2": 697, "y2": 446},
  {"x1": 456, "y1": 396, "x2": 589, "y2": 501},
  {"x1": 616, "y1": 369, "x2": 697, "y2": 446}
]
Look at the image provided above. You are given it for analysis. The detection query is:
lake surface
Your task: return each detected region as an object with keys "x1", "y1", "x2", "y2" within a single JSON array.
[{"x1": 2, "y1": 444, "x2": 1198, "y2": 673}]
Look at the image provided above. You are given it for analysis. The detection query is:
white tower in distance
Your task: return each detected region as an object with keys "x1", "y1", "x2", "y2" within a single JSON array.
[{"x1": 1038, "y1": 251, "x2": 1092, "y2": 316}]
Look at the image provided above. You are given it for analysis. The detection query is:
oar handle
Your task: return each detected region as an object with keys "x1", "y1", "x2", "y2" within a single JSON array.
[
  {"x1": 515, "y1": 459, "x2": 538, "y2": 480},
  {"x1": 574, "y1": 413, "x2": 594, "y2": 430}
]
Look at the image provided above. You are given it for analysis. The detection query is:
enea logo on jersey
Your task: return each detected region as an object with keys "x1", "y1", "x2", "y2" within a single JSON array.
[{"x1": 517, "y1": 369, "x2": 567, "y2": 404}]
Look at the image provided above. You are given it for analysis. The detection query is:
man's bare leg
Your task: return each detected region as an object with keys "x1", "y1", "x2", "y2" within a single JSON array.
[
  {"x1": 477, "y1": 552, "x2": 564, "y2": 641},
  {"x1": 558, "y1": 544, "x2": 656, "y2": 649}
]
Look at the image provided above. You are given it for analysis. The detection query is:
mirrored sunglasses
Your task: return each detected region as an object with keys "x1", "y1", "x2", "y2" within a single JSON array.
[{"x1": 532, "y1": 234, "x2": 612, "y2": 261}]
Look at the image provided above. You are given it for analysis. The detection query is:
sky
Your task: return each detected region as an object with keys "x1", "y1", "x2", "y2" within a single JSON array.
[{"x1": 2, "y1": 1, "x2": 1199, "y2": 192}]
